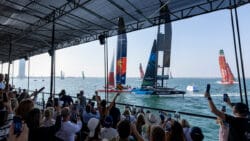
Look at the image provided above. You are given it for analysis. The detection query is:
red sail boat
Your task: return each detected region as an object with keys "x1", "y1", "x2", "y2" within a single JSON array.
[
  {"x1": 139, "y1": 63, "x2": 144, "y2": 79},
  {"x1": 219, "y1": 49, "x2": 235, "y2": 84},
  {"x1": 97, "y1": 17, "x2": 131, "y2": 93}
]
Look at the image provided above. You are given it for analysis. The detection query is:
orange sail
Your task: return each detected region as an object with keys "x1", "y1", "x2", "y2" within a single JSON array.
[{"x1": 219, "y1": 49, "x2": 235, "y2": 84}]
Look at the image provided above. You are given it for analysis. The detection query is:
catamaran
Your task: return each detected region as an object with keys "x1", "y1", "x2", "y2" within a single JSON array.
[
  {"x1": 81, "y1": 71, "x2": 85, "y2": 79},
  {"x1": 60, "y1": 70, "x2": 65, "y2": 80},
  {"x1": 132, "y1": 5, "x2": 185, "y2": 96},
  {"x1": 97, "y1": 17, "x2": 131, "y2": 93},
  {"x1": 219, "y1": 49, "x2": 235, "y2": 84}
]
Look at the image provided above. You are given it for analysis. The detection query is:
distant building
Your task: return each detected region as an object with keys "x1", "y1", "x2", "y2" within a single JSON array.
[{"x1": 18, "y1": 59, "x2": 26, "y2": 78}]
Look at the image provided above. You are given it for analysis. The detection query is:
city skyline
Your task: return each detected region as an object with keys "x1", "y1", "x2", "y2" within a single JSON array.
[{"x1": 1, "y1": 5, "x2": 250, "y2": 78}]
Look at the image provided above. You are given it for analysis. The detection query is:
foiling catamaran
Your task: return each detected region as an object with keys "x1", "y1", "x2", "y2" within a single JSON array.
[
  {"x1": 97, "y1": 17, "x2": 131, "y2": 93},
  {"x1": 132, "y1": 5, "x2": 185, "y2": 96},
  {"x1": 218, "y1": 49, "x2": 236, "y2": 84}
]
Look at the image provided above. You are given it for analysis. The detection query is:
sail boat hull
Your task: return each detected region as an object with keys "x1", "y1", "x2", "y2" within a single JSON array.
[
  {"x1": 97, "y1": 89, "x2": 132, "y2": 93},
  {"x1": 132, "y1": 87, "x2": 185, "y2": 95}
]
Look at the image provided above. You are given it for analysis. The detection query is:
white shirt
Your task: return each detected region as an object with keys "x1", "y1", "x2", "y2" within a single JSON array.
[
  {"x1": 56, "y1": 120, "x2": 82, "y2": 141},
  {"x1": 100, "y1": 127, "x2": 118, "y2": 140},
  {"x1": 0, "y1": 82, "x2": 5, "y2": 89}
]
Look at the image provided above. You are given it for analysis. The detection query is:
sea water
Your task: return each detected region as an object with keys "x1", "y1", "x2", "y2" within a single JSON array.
[{"x1": 13, "y1": 77, "x2": 250, "y2": 141}]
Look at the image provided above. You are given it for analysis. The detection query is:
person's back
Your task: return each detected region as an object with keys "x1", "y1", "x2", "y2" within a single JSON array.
[
  {"x1": 205, "y1": 87, "x2": 249, "y2": 141},
  {"x1": 100, "y1": 116, "x2": 118, "y2": 140},
  {"x1": 56, "y1": 107, "x2": 82, "y2": 141},
  {"x1": 109, "y1": 104, "x2": 121, "y2": 128}
]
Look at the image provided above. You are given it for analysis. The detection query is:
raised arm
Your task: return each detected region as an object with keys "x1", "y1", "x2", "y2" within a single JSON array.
[
  {"x1": 204, "y1": 85, "x2": 226, "y2": 120},
  {"x1": 108, "y1": 92, "x2": 120, "y2": 111}
]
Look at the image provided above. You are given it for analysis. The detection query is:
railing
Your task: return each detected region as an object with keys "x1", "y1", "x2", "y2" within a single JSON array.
[{"x1": 31, "y1": 90, "x2": 216, "y2": 120}]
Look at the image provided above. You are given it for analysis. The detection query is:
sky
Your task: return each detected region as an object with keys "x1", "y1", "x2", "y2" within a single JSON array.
[{"x1": 1, "y1": 4, "x2": 250, "y2": 78}]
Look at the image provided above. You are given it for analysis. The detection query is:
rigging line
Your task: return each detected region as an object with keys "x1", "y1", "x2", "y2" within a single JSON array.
[
  {"x1": 27, "y1": 58, "x2": 30, "y2": 91},
  {"x1": 11, "y1": 62, "x2": 14, "y2": 86},
  {"x1": 233, "y1": 0, "x2": 248, "y2": 107},
  {"x1": 149, "y1": 0, "x2": 171, "y2": 19},
  {"x1": 106, "y1": 37, "x2": 109, "y2": 102},
  {"x1": 229, "y1": 7, "x2": 243, "y2": 103}
]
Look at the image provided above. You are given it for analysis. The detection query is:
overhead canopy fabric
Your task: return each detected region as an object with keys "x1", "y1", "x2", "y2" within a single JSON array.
[{"x1": 0, "y1": 0, "x2": 249, "y2": 62}]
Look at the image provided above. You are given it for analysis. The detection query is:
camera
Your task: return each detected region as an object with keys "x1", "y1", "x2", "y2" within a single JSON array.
[
  {"x1": 13, "y1": 116, "x2": 22, "y2": 136},
  {"x1": 223, "y1": 94, "x2": 228, "y2": 102}
]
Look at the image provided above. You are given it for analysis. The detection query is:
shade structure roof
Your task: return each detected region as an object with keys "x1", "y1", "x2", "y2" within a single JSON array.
[{"x1": 0, "y1": 0, "x2": 249, "y2": 62}]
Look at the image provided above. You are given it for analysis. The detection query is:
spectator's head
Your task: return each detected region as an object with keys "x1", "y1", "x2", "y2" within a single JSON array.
[
  {"x1": 16, "y1": 99, "x2": 34, "y2": 120},
  {"x1": 159, "y1": 114, "x2": 165, "y2": 123},
  {"x1": 80, "y1": 90, "x2": 84, "y2": 96},
  {"x1": 136, "y1": 113, "x2": 145, "y2": 126},
  {"x1": 117, "y1": 120, "x2": 131, "y2": 139},
  {"x1": 233, "y1": 102, "x2": 249, "y2": 117},
  {"x1": 150, "y1": 126, "x2": 165, "y2": 141},
  {"x1": 190, "y1": 126, "x2": 204, "y2": 141},
  {"x1": 61, "y1": 107, "x2": 71, "y2": 121},
  {"x1": 87, "y1": 118, "x2": 101, "y2": 138},
  {"x1": 86, "y1": 104, "x2": 91, "y2": 113},
  {"x1": 165, "y1": 119, "x2": 185, "y2": 141},
  {"x1": 26, "y1": 108, "x2": 41, "y2": 129},
  {"x1": 148, "y1": 113, "x2": 158, "y2": 124},
  {"x1": 44, "y1": 107, "x2": 54, "y2": 120},
  {"x1": 180, "y1": 119, "x2": 190, "y2": 128},
  {"x1": 100, "y1": 100, "x2": 106, "y2": 108},
  {"x1": 59, "y1": 89, "x2": 66, "y2": 98},
  {"x1": 103, "y1": 116, "x2": 113, "y2": 128}
]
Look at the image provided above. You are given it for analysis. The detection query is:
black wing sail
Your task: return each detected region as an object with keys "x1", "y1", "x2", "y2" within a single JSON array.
[{"x1": 141, "y1": 40, "x2": 157, "y2": 88}]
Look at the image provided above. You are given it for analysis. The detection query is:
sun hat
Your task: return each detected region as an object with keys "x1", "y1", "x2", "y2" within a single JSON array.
[
  {"x1": 148, "y1": 113, "x2": 157, "y2": 123},
  {"x1": 87, "y1": 118, "x2": 100, "y2": 137}
]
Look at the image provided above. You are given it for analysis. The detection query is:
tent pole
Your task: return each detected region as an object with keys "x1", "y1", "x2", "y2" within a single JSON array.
[
  {"x1": 229, "y1": 7, "x2": 243, "y2": 103},
  {"x1": 233, "y1": 0, "x2": 248, "y2": 106}
]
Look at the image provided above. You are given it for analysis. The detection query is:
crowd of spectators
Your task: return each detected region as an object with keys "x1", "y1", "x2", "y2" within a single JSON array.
[{"x1": 1, "y1": 73, "x2": 249, "y2": 141}]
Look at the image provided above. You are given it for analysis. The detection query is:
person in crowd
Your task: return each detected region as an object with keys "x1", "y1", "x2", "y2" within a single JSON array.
[
  {"x1": 86, "y1": 118, "x2": 101, "y2": 141},
  {"x1": 26, "y1": 108, "x2": 62, "y2": 141},
  {"x1": 180, "y1": 119, "x2": 192, "y2": 141},
  {"x1": 205, "y1": 85, "x2": 249, "y2": 141},
  {"x1": 150, "y1": 126, "x2": 165, "y2": 141},
  {"x1": 116, "y1": 120, "x2": 144, "y2": 141},
  {"x1": 100, "y1": 116, "x2": 118, "y2": 140},
  {"x1": 7, "y1": 122, "x2": 29, "y2": 141},
  {"x1": 165, "y1": 119, "x2": 186, "y2": 141},
  {"x1": 216, "y1": 106, "x2": 229, "y2": 141},
  {"x1": 59, "y1": 89, "x2": 73, "y2": 107},
  {"x1": 15, "y1": 99, "x2": 34, "y2": 120},
  {"x1": 109, "y1": 102, "x2": 121, "y2": 128},
  {"x1": 17, "y1": 89, "x2": 29, "y2": 103},
  {"x1": 77, "y1": 90, "x2": 86, "y2": 113},
  {"x1": 0, "y1": 73, "x2": 5, "y2": 90},
  {"x1": 56, "y1": 107, "x2": 82, "y2": 141},
  {"x1": 83, "y1": 104, "x2": 99, "y2": 124},
  {"x1": 190, "y1": 126, "x2": 204, "y2": 141},
  {"x1": 95, "y1": 91, "x2": 120, "y2": 125},
  {"x1": 41, "y1": 107, "x2": 55, "y2": 127},
  {"x1": 121, "y1": 109, "x2": 136, "y2": 123},
  {"x1": 0, "y1": 98, "x2": 14, "y2": 141},
  {"x1": 136, "y1": 113, "x2": 145, "y2": 135}
]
